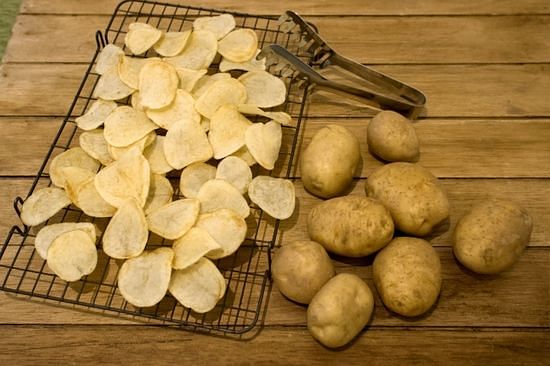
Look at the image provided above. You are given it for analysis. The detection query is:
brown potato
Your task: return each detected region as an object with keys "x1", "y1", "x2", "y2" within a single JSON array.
[
  {"x1": 367, "y1": 110, "x2": 419, "y2": 162},
  {"x1": 272, "y1": 240, "x2": 335, "y2": 304},
  {"x1": 365, "y1": 162, "x2": 449, "y2": 236},
  {"x1": 453, "y1": 199, "x2": 532, "y2": 274},
  {"x1": 300, "y1": 125, "x2": 361, "y2": 198},
  {"x1": 307, "y1": 273, "x2": 374, "y2": 348},
  {"x1": 373, "y1": 237, "x2": 441, "y2": 317},
  {"x1": 307, "y1": 195, "x2": 394, "y2": 257}
]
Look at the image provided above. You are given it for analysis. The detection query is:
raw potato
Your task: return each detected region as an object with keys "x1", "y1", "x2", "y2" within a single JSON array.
[
  {"x1": 307, "y1": 273, "x2": 374, "y2": 348},
  {"x1": 453, "y1": 199, "x2": 533, "y2": 274},
  {"x1": 301, "y1": 124, "x2": 361, "y2": 199},
  {"x1": 248, "y1": 176, "x2": 295, "y2": 220},
  {"x1": 21, "y1": 187, "x2": 72, "y2": 226},
  {"x1": 307, "y1": 195, "x2": 394, "y2": 257},
  {"x1": 373, "y1": 237, "x2": 441, "y2": 317},
  {"x1": 35, "y1": 222, "x2": 96, "y2": 260},
  {"x1": 272, "y1": 240, "x2": 335, "y2": 304},
  {"x1": 365, "y1": 162, "x2": 450, "y2": 236},
  {"x1": 146, "y1": 199, "x2": 200, "y2": 240},
  {"x1": 367, "y1": 110, "x2": 420, "y2": 162},
  {"x1": 47, "y1": 230, "x2": 98, "y2": 282},
  {"x1": 179, "y1": 162, "x2": 216, "y2": 198}
]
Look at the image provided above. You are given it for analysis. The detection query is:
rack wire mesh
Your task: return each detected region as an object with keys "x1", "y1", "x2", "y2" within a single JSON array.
[{"x1": 0, "y1": 0, "x2": 315, "y2": 334}]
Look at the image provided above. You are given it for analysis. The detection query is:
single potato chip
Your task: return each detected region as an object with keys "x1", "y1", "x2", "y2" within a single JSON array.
[
  {"x1": 237, "y1": 104, "x2": 292, "y2": 126},
  {"x1": 195, "y1": 208, "x2": 247, "y2": 259},
  {"x1": 93, "y1": 65, "x2": 135, "y2": 101},
  {"x1": 164, "y1": 30, "x2": 218, "y2": 70},
  {"x1": 169, "y1": 257, "x2": 226, "y2": 313},
  {"x1": 248, "y1": 176, "x2": 295, "y2": 220},
  {"x1": 102, "y1": 198, "x2": 148, "y2": 259},
  {"x1": 201, "y1": 117, "x2": 210, "y2": 133},
  {"x1": 218, "y1": 29, "x2": 258, "y2": 63},
  {"x1": 47, "y1": 230, "x2": 98, "y2": 282},
  {"x1": 94, "y1": 44, "x2": 124, "y2": 75},
  {"x1": 195, "y1": 78, "x2": 247, "y2": 119},
  {"x1": 193, "y1": 13, "x2": 235, "y2": 40},
  {"x1": 79, "y1": 129, "x2": 114, "y2": 166},
  {"x1": 145, "y1": 89, "x2": 200, "y2": 130},
  {"x1": 147, "y1": 198, "x2": 200, "y2": 240},
  {"x1": 75, "y1": 177, "x2": 117, "y2": 218},
  {"x1": 125, "y1": 22, "x2": 162, "y2": 55},
  {"x1": 196, "y1": 179, "x2": 250, "y2": 218},
  {"x1": 143, "y1": 136, "x2": 172, "y2": 175},
  {"x1": 153, "y1": 30, "x2": 191, "y2": 57},
  {"x1": 216, "y1": 156, "x2": 252, "y2": 195},
  {"x1": 208, "y1": 104, "x2": 252, "y2": 159},
  {"x1": 144, "y1": 174, "x2": 174, "y2": 215},
  {"x1": 172, "y1": 227, "x2": 221, "y2": 270},
  {"x1": 175, "y1": 67, "x2": 207, "y2": 92},
  {"x1": 230, "y1": 145, "x2": 257, "y2": 166},
  {"x1": 131, "y1": 91, "x2": 144, "y2": 111},
  {"x1": 104, "y1": 106, "x2": 157, "y2": 148},
  {"x1": 219, "y1": 49, "x2": 266, "y2": 72},
  {"x1": 75, "y1": 99, "x2": 117, "y2": 131},
  {"x1": 60, "y1": 166, "x2": 96, "y2": 204},
  {"x1": 108, "y1": 131, "x2": 156, "y2": 160},
  {"x1": 179, "y1": 162, "x2": 216, "y2": 198},
  {"x1": 139, "y1": 59, "x2": 179, "y2": 109},
  {"x1": 118, "y1": 247, "x2": 174, "y2": 308},
  {"x1": 35, "y1": 222, "x2": 96, "y2": 260},
  {"x1": 238, "y1": 71, "x2": 286, "y2": 108},
  {"x1": 191, "y1": 72, "x2": 231, "y2": 99},
  {"x1": 164, "y1": 118, "x2": 213, "y2": 170},
  {"x1": 118, "y1": 56, "x2": 159, "y2": 89},
  {"x1": 245, "y1": 120, "x2": 282, "y2": 170},
  {"x1": 21, "y1": 187, "x2": 72, "y2": 226},
  {"x1": 49, "y1": 147, "x2": 100, "y2": 187}
]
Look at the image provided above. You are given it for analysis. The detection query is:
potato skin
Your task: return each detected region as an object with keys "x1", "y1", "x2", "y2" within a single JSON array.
[
  {"x1": 365, "y1": 162, "x2": 449, "y2": 236},
  {"x1": 367, "y1": 110, "x2": 419, "y2": 162},
  {"x1": 300, "y1": 124, "x2": 361, "y2": 198},
  {"x1": 272, "y1": 240, "x2": 335, "y2": 304},
  {"x1": 307, "y1": 273, "x2": 374, "y2": 348},
  {"x1": 373, "y1": 237, "x2": 441, "y2": 317},
  {"x1": 307, "y1": 195, "x2": 394, "y2": 257},
  {"x1": 453, "y1": 199, "x2": 532, "y2": 274}
]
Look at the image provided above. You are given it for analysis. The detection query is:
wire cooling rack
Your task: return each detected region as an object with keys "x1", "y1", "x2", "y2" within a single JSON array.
[{"x1": 0, "y1": 0, "x2": 314, "y2": 334}]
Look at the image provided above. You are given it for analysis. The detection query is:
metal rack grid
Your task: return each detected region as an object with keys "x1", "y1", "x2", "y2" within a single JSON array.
[{"x1": 0, "y1": 0, "x2": 314, "y2": 334}]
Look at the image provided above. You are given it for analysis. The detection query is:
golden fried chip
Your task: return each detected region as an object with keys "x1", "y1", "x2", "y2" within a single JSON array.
[
  {"x1": 153, "y1": 30, "x2": 191, "y2": 57},
  {"x1": 125, "y1": 22, "x2": 162, "y2": 55},
  {"x1": 104, "y1": 106, "x2": 157, "y2": 147},
  {"x1": 143, "y1": 136, "x2": 172, "y2": 175},
  {"x1": 131, "y1": 91, "x2": 144, "y2": 111},
  {"x1": 47, "y1": 230, "x2": 98, "y2": 282},
  {"x1": 60, "y1": 166, "x2": 96, "y2": 204},
  {"x1": 94, "y1": 44, "x2": 124, "y2": 75},
  {"x1": 172, "y1": 227, "x2": 221, "y2": 270},
  {"x1": 118, "y1": 247, "x2": 174, "y2": 308},
  {"x1": 35, "y1": 222, "x2": 97, "y2": 260},
  {"x1": 118, "y1": 56, "x2": 159, "y2": 89},
  {"x1": 108, "y1": 131, "x2": 156, "y2": 160},
  {"x1": 196, "y1": 179, "x2": 250, "y2": 218},
  {"x1": 169, "y1": 257, "x2": 226, "y2": 313},
  {"x1": 218, "y1": 29, "x2": 258, "y2": 63},
  {"x1": 219, "y1": 49, "x2": 266, "y2": 72},
  {"x1": 49, "y1": 147, "x2": 100, "y2": 187},
  {"x1": 75, "y1": 177, "x2": 117, "y2": 218},
  {"x1": 175, "y1": 67, "x2": 207, "y2": 92},
  {"x1": 164, "y1": 118, "x2": 213, "y2": 170},
  {"x1": 75, "y1": 99, "x2": 117, "y2": 131},
  {"x1": 237, "y1": 104, "x2": 293, "y2": 126},
  {"x1": 230, "y1": 145, "x2": 257, "y2": 166},
  {"x1": 248, "y1": 176, "x2": 295, "y2": 220},
  {"x1": 93, "y1": 65, "x2": 136, "y2": 101},
  {"x1": 144, "y1": 174, "x2": 174, "y2": 215},
  {"x1": 208, "y1": 104, "x2": 252, "y2": 159},
  {"x1": 195, "y1": 208, "x2": 247, "y2": 259},
  {"x1": 145, "y1": 89, "x2": 200, "y2": 130},
  {"x1": 201, "y1": 117, "x2": 210, "y2": 133},
  {"x1": 21, "y1": 187, "x2": 72, "y2": 226},
  {"x1": 164, "y1": 30, "x2": 218, "y2": 70},
  {"x1": 238, "y1": 70, "x2": 287, "y2": 108},
  {"x1": 179, "y1": 162, "x2": 216, "y2": 198},
  {"x1": 193, "y1": 13, "x2": 235, "y2": 40},
  {"x1": 79, "y1": 129, "x2": 114, "y2": 166},
  {"x1": 191, "y1": 72, "x2": 231, "y2": 100},
  {"x1": 147, "y1": 198, "x2": 200, "y2": 240},
  {"x1": 195, "y1": 78, "x2": 247, "y2": 119},
  {"x1": 139, "y1": 59, "x2": 179, "y2": 109},
  {"x1": 245, "y1": 121, "x2": 282, "y2": 170},
  {"x1": 215, "y1": 156, "x2": 252, "y2": 195}
]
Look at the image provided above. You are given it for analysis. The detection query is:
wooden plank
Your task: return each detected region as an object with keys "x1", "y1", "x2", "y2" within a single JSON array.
[
  {"x1": 0, "y1": 325, "x2": 547, "y2": 365},
  {"x1": 1, "y1": 63, "x2": 549, "y2": 118},
  {"x1": 5, "y1": 15, "x2": 550, "y2": 64},
  {"x1": 20, "y1": 0, "x2": 550, "y2": 16}
]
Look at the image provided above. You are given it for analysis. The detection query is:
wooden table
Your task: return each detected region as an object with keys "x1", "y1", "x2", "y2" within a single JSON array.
[{"x1": 0, "y1": 0, "x2": 549, "y2": 364}]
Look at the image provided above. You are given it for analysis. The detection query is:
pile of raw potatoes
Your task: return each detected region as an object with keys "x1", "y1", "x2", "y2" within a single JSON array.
[
  {"x1": 19, "y1": 14, "x2": 297, "y2": 313},
  {"x1": 273, "y1": 111, "x2": 534, "y2": 348}
]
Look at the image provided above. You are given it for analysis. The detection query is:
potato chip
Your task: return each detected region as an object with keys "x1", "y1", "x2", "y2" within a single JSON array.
[
  {"x1": 195, "y1": 208, "x2": 247, "y2": 259},
  {"x1": 179, "y1": 162, "x2": 216, "y2": 198},
  {"x1": 49, "y1": 147, "x2": 100, "y2": 187},
  {"x1": 108, "y1": 131, "x2": 156, "y2": 160},
  {"x1": 169, "y1": 257, "x2": 226, "y2": 313},
  {"x1": 131, "y1": 91, "x2": 144, "y2": 111},
  {"x1": 238, "y1": 71, "x2": 287, "y2": 108},
  {"x1": 230, "y1": 145, "x2": 257, "y2": 166},
  {"x1": 191, "y1": 72, "x2": 231, "y2": 99},
  {"x1": 147, "y1": 198, "x2": 200, "y2": 240},
  {"x1": 215, "y1": 156, "x2": 252, "y2": 195},
  {"x1": 21, "y1": 187, "x2": 71, "y2": 226},
  {"x1": 47, "y1": 230, "x2": 98, "y2": 282},
  {"x1": 153, "y1": 30, "x2": 191, "y2": 57},
  {"x1": 208, "y1": 104, "x2": 252, "y2": 159},
  {"x1": 118, "y1": 247, "x2": 174, "y2": 308},
  {"x1": 245, "y1": 121, "x2": 282, "y2": 170},
  {"x1": 195, "y1": 78, "x2": 247, "y2": 119},
  {"x1": 175, "y1": 67, "x2": 207, "y2": 92},
  {"x1": 104, "y1": 106, "x2": 157, "y2": 147},
  {"x1": 219, "y1": 49, "x2": 266, "y2": 72},
  {"x1": 94, "y1": 44, "x2": 124, "y2": 75},
  {"x1": 35, "y1": 222, "x2": 97, "y2": 260},
  {"x1": 237, "y1": 104, "x2": 293, "y2": 126},
  {"x1": 145, "y1": 89, "x2": 200, "y2": 130},
  {"x1": 139, "y1": 59, "x2": 179, "y2": 109},
  {"x1": 201, "y1": 117, "x2": 210, "y2": 133},
  {"x1": 94, "y1": 147, "x2": 150, "y2": 208},
  {"x1": 75, "y1": 99, "x2": 117, "y2": 131},
  {"x1": 93, "y1": 65, "x2": 136, "y2": 101},
  {"x1": 248, "y1": 176, "x2": 295, "y2": 220},
  {"x1": 196, "y1": 179, "x2": 250, "y2": 219},
  {"x1": 118, "y1": 56, "x2": 159, "y2": 89},
  {"x1": 164, "y1": 30, "x2": 218, "y2": 70},
  {"x1": 218, "y1": 29, "x2": 258, "y2": 63},
  {"x1": 193, "y1": 13, "x2": 235, "y2": 40},
  {"x1": 125, "y1": 22, "x2": 162, "y2": 55},
  {"x1": 143, "y1": 136, "x2": 172, "y2": 175},
  {"x1": 79, "y1": 129, "x2": 114, "y2": 166},
  {"x1": 75, "y1": 177, "x2": 117, "y2": 218},
  {"x1": 172, "y1": 227, "x2": 221, "y2": 270},
  {"x1": 164, "y1": 118, "x2": 213, "y2": 170},
  {"x1": 144, "y1": 174, "x2": 174, "y2": 215},
  {"x1": 102, "y1": 198, "x2": 148, "y2": 259},
  {"x1": 60, "y1": 166, "x2": 96, "y2": 204}
]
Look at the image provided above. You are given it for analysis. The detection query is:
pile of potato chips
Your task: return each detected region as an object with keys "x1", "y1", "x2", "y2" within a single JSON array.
[{"x1": 20, "y1": 14, "x2": 296, "y2": 314}]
